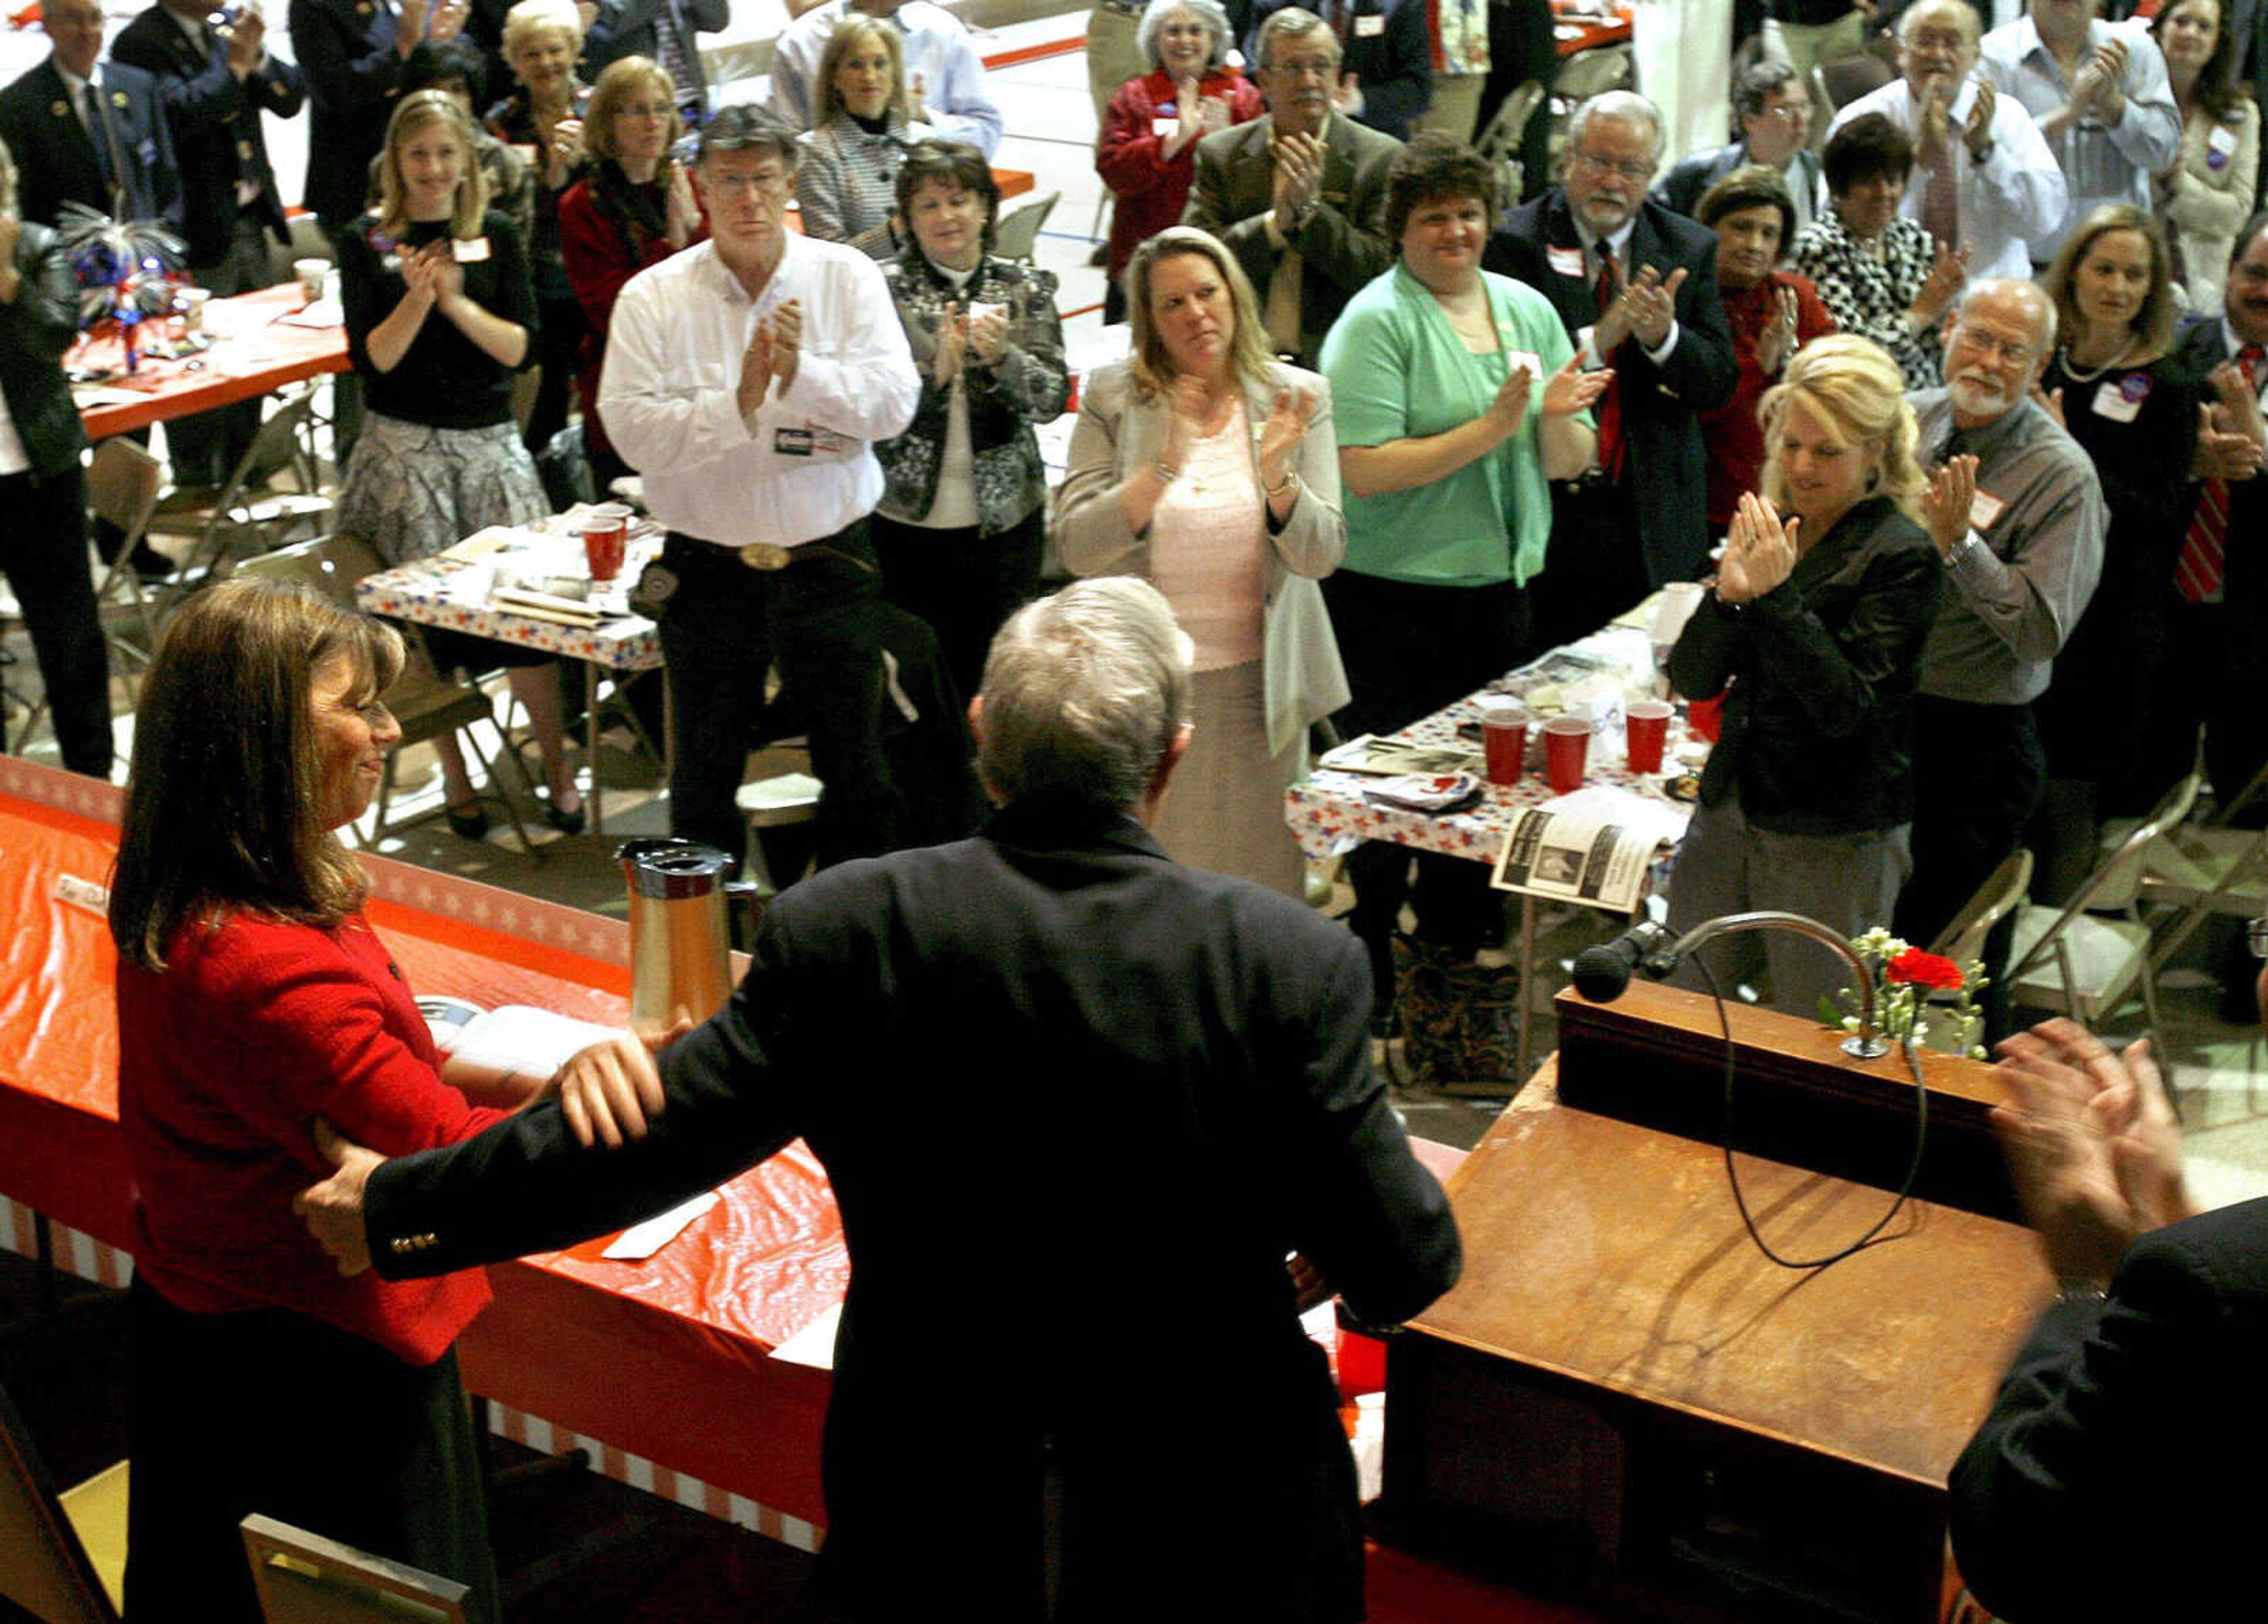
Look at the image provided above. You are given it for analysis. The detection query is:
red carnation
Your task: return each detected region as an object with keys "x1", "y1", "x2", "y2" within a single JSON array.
[{"x1": 1886, "y1": 948, "x2": 1964, "y2": 991}]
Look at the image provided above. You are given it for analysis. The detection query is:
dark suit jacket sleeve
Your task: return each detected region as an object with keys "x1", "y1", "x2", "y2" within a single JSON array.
[
  {"x1": 289, "y1": 0, "x2": 403, "y2": 120},
  {"x1": 1631, "y1": 214, "x2": 1738, "y2": 415},
  {"x1": 1948, "y1": 1202, "x2": 2268, "y2": 1620},
  {"x1": 368, "y1": 924, "x2": 810, "y2": 1280},
  {"x1": 1278, "y1": 928, "x2": 1461, "y2": 1326},
  {"x1": 1351, "y1": 0, "x2": 1432, "y2": 138}
]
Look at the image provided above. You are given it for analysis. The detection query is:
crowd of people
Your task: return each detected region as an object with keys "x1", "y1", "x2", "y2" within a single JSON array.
[{"x1": 1, "y1": 0, "x2": 2265, "y2": 1618}]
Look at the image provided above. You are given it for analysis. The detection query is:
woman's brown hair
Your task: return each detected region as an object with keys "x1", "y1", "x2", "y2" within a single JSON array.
[{"x1": 109, "y1": 581, "x2": 403, "y2": 971}]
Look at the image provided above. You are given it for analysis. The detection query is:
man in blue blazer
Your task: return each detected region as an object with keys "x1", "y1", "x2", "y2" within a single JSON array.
[
  {"x1": 1484, "y1": 89, "x2": 1738, "y2": 651},
  {"x1": 1652, "y1": 58, "x2": 1822, "y2": 243},
  {"x1": 113, "y1": 0, "x2": 306, "y2": 485},
  {"x1": 297, "y1": 576, "x2": 1464, "y2": 1624},
  {"x1": 0, "y1": 0, "x2": 181, "y2": 230}
]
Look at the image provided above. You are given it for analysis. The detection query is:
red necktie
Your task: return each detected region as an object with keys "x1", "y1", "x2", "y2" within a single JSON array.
[
  {"x1": 1592, "y1": 248, "x2": 1625, "y2": 481},
  {"x1": 2175, "y1": 343, "x2": 2266, "y2": 604}
]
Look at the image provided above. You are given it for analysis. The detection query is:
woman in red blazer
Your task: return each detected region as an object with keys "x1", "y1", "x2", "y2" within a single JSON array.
[
  {"x1": 109, "y1": 582, "x2": 557, "y2": 1624},
  {"x1": 1096, "y1": 0, "x2": 1263, "y2": 322}
]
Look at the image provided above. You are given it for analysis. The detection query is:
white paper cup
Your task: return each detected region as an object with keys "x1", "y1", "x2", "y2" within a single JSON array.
[{"x1": 293, "y1": 257, "x2": 330, "y2": 303}]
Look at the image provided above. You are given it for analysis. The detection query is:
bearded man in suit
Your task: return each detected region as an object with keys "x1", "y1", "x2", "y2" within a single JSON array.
[{"x1": 1483, "y1": 88, "x2": 1738, "y2": 650}]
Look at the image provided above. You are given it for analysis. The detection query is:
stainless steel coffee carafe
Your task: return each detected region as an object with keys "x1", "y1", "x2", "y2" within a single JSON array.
[{"x1": 617, "y1": 839, "x2": 763, "y2": 1041}]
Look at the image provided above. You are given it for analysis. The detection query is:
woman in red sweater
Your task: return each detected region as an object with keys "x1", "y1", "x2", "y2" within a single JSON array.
[
  {"x1": 109, "y1": 582, "x2": 553, "y2": 1624},
  {"x1": 559, "y1": 55, "x2": 705, "y2": 494},
  {"x1": 1096, "y1": 0, "x2": 1263, "y2": 323}
]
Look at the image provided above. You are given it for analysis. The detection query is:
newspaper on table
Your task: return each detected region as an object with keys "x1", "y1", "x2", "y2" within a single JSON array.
[
  {"x1": 1488, "y1": 785, "x2": 1689, "y2": 913},
  {"x1": 1317, "y1": 733, "x2": 1483, "y2": 777}
]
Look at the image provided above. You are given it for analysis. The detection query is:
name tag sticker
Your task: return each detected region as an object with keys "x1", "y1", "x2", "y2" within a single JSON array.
[
  {"x1": 1506, "y1": 350, "x2": 1542, "y2": 379},
  {"x1": 1153, "y1": 114, "x2": 1177, "y2": 138},
  {"x1": 1547, "y1": 244, "x2": 1585, "y2": 278},
  {"x1": 776, "y1": 426, "x2": 814, "y2": 456},
  {"x1": 452, "y1": 236, "x2": 491, "y2": 262},
  {"x1": 2093, "y1": 380, "x2": 2142, "y2": 422},
  {"x1": 1354, "y1": 12, "x2": 1385, "y2": 34},
  {"x1": 1970, "y1": 488, "x2": 2006, "y2": 530}
]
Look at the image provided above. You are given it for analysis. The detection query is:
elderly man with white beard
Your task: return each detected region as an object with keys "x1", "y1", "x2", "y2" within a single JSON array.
[{"x1": 1892, "y1": 278, "x2": 2106, "y2": 1033}]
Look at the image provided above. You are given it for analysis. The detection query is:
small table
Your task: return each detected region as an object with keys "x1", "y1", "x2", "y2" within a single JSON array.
[
  {"x1": 356, "y1": 531, "x2": 665, "y2": 843},
  {"x1": 1285, "y1": 622, "x2": 1691, "y2": 1081},
  {"x1": 73, "y1": 284, "x2": 350, "y2": 441}
]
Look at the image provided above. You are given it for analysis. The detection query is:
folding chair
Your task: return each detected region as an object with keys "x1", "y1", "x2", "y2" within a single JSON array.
[
  {"x1": 2006, "y1": 771, "x2": 2204, "y2": 1055},
  {"x1": 234, "y1": 535, "x2": 541, "y2": 856},
  {"x1": 1918, "y1": 847, "x2": 2034, "y2": 1054},
  {"x1": 240, "y1": 1515, "x2": 470, "y2": 1624},
  {"x1": 85, "y1": 437, "x2": 167, "y2": 683},
  {"x1": 992, "y1": 190, "x2": 1060, "y2": 263},
  {"x1": 2131, "y1": 756, "x2": 2268, "y2": 977},
  {"x1": 0, "y1": 1374, "x2": 125, "y2": 1624},
  {"x1": 145, "y1": 383, "x2": 334, "y2": 598},
  {"x1": 1472, "y1": 79, "x2": 1546, "y2": 203}
]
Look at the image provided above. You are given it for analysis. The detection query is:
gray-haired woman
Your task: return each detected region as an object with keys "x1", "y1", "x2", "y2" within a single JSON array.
[{"x1": 1096, "y1": 0, "x2": 1263, "y2": 322}]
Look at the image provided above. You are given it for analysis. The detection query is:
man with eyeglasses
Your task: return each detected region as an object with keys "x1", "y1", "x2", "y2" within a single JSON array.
[
  {"x1": 1182, "y1": 5, "x2": 1400, "y2": 370},
  {"x1": 1827, "y1": 0, "x2": 2065, "y2": 282},
  {"x1": 1482, "y1": 89, "x2": 1737, "y2": 652},
  {"x1": 1654, "y1": 59, "x2": 1823, "y2": 247},
  {"x1": 1950, "y1": 975, "x2": 2267, "y2": 1619},
  {"x1": 1244, "y1": 0, "x2": 1432, "y2": 142},
  {"x1": 597, "y1": 105, "x2": 934, "y2": 873},
  {"x1": 1893, "y1": 278, "x2": 2104, "y2": 1022}
]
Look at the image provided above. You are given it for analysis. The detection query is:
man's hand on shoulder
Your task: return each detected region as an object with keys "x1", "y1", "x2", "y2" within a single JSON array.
[{"x1": 294, "y1": 1117, "x2": 384, "y2": 1277}]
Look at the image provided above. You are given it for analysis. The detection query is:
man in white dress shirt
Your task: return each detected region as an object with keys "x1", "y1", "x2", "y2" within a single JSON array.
[
  {"x1": 1829, "y1": 0, "x2": 2065, "y2": 282},
  {"x1": 1980, "y1": 0, "x2": 2180, "y2": 263},
  {"x1": 767, "y1": 0, "x2": 1003, "y2": 156},
  {"x1": 599, "y1": 105, "x2": 923, "y2": 871}
]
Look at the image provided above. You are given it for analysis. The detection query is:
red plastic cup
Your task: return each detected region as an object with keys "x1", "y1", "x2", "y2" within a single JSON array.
[
  {"x1": 1543, "y1": 716, "x2": 1592, "y2": 793},
  {"x1": 1625, "y1": 699, "x2": 1673, "y2": 773},
  {"x1": 1686, "y1": 692, "x2": 1726, "y2": 743},
  {"x1": 1478, "y1": 697, "x2": 1529, "y2": 787},
  {"x1": 579, "y1": 513, "x2": 627, "y2": 584}
]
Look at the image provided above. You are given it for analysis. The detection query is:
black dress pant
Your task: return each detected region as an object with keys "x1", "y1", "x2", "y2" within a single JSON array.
[
  {"x1": 871, "y1": 505, "x2": 1045, "y2": 711},
  {"x1": 656, "y1": 525, "x2": 905, "y2": 872},
  {"x1": 2, "y1": 461, "x2": 113, "y2": 778}
]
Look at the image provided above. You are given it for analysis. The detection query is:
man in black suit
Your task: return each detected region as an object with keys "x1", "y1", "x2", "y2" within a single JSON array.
[
  {"x1": 112, "y1": 0, "x2": 305, "y2": 487},
  {"x1": 2149, "y1": 214, "x2": 2268, "y2": 818},
  {"x1": 1950, "y1": 996, "x2": 2266, "y2": 1619},
  {"x1": 1483, "y1": 89, "x2": 1738, "y2": 650},
  {"x1": 289, "y1": 0, "x2": 465, "y2": 241},
  {"x1": 296, "y1": 576, "x2": 1462, "y2": 1623},
  {"x1": 1245, "y1": 0, "x2": 1432, "y2": 143},
  {"x1": 0, "y1": 0, "x2": 180, "y2": 229},
  {"x1": 1653, "y1": 58, "x2": 1821, "y2": 242},
  {"x1": 1182, "y1": 5, "x2": 1400, "y2": 370},
  {"x1": 582, "y1": 0, "x2": 730, "y2": 122},
  {"x1": 0, "y1": 145, "x2": 116, "y2": 779}
]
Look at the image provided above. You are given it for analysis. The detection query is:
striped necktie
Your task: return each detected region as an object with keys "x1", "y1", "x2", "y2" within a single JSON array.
[{"x1": 2175, "y1": 344, "x2": 2265, "y2": 605}]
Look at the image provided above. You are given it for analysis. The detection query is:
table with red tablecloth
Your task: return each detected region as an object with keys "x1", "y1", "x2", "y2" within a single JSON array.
[{"x1": 0, "y1": 757, "x2": 841, "y2": 1545}]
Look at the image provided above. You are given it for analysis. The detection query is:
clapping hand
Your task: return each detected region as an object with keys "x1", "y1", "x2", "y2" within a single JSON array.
[
  {"x1": 967, "y1": 302, "x2": 1009, "y2": 366},
  {"x1": 549, "y1": 118, "x2": 587, "y2": 178},
  {"x1": 2211, "y1": 358, "x2": 2268, "y2": 445},
  {"x1": 1257, "y1": 384, "x2": 1315, "y2": 491},
  {"x1": 1199, "y1": 93, "x2": 1233, "y2": 135},
  {"x1": 1171, "y1": 76, "x2": 1207, "y2": 153},
  {"x1": 1917, "y1": 76, "x2": 1956, "y2": 162},
  {"x1": 1913, "y1": 239, "x2": 1970, "y2": 326},
  {"x1": 2197, "y1": 401, "x2": 2266, "y2": 480},
  {"x1": 1541, "y1": 351, "x2": 1608, "y2": 419},
  {"x1": 931, "y1": 299, "x2": 967, "y2": 386},
  {"x1": 1163, "y1": 372, "x2": 1212, "y2": 465},
  {"x1": 1921, "y1": 451, "x2": 1980, "y2": 555},
  {"x1": 1965, "y1": 74, "x2": 1997, "y2": 159},
  {"x1": 738, "y1": 301, "x2": 803, "y2": 412},
  {"x1": 1756, "y1": 283, "x2": 1801, "y2": 374},
  {"x1": 664, "y1": 159, "x2": 699, "y2": 248},
  {"x1": 1269, "y1": 131, "x2": 1324, "y2": 231},
  {"x1": 1716, "y1": 491, "x2": 1800, "y2": 604},
  {"x1": 1991, "y1": 1019, "x2": 2192, "y2": 1286},
  {"x1": 909, "y1": 70, "x2": 930, "y2": 124},
  {"x1": 416, "y1": 240, "x2": 464, "y2": 309},
  {"x1": 1485, "y1": 358, "x2": 1537, "y2": 438},
  {"x1": 428, "y1": 0, "x2": 468, "y2": 41},
  {"x1": 223, "y1": 4, "x2": 265, "y2": 73},
  {"x1": 1595, "y1": 264, "x2": 1684, "y2": 354}
]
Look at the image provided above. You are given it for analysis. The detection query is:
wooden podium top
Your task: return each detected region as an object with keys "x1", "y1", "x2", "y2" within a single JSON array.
[{"x1": 1414, "y1": 993, "x2": 2053, "y2": 1491}]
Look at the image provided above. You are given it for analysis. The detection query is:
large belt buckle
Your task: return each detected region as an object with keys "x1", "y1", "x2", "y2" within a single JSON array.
[{"x1": 738, "y1": 542, "x2": 794, "y2": 572}]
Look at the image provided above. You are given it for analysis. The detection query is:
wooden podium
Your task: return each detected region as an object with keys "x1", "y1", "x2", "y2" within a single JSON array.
[{"x1": 1381, "y1": 984, "x2": 2051, "y2": 1624}]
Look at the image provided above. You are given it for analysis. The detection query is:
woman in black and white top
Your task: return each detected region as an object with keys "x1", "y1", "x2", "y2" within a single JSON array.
[
  {"x1": 797, "y1": 15, "x2": 928, "y2": 259},
  {"x1": 1793, "y1": 114, "x2": 1965, "y2": 392},
  {"x1": 335, "y1": 91, "x2": 584, "y2": 839},
  {"x1": 873, "y1": 141, "x2": 1068, "y2": 705}
]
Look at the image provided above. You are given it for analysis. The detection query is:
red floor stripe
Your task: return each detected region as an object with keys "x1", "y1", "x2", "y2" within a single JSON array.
[{"x1": 980, "y1": 35, "x2": 1087, "y2": 70}]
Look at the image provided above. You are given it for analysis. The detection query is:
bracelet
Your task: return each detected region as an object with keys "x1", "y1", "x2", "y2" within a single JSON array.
[{"x1": 1266, "y1": 469, "x2": 1298, "y2": 497}]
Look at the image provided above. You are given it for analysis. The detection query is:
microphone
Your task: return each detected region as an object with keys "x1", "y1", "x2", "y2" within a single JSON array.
[{"x1": 1570, "y1": 921, "x2": 1679, "y2": 1002}]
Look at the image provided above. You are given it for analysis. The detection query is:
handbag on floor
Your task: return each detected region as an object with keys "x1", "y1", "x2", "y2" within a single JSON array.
[{"x1": 1390, "y1": 935, "x2": 1520, "y2": 1095}]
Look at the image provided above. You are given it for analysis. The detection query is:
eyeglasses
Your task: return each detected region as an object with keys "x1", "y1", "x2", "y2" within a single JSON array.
[
  {"x1": 1761, "y1": 102, "x2": 1810, "y2": 123},
  {"x1": 1570, "y1": 151, "x2": 1654, "y2": 181},
  {"x1": 2248, "y1": 917, "x2": 2268, "y2": 958},
  {"x1": 1267, "y1": 54, "x2": 1339, "y2": 80},
  {"x1": 1949, "y1": 328, "x2": 2039, "y2": 364},
  {"x1": 705, "y1": 169, "x2": 793, "y2": 197},
  {"x1": 614, "y1": 101, "x2": 673, "y2": 120}
]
